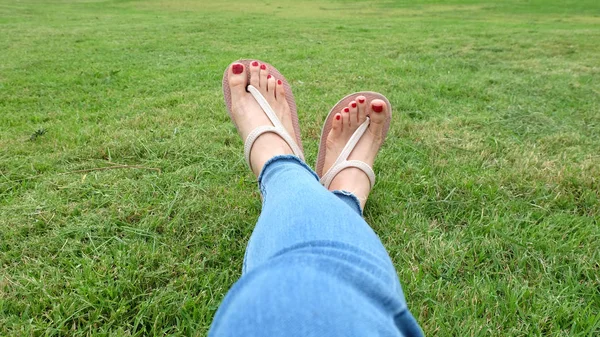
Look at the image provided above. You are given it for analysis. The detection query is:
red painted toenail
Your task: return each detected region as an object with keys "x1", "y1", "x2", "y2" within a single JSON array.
[
  {"x1": 343, "y1": 107, "x2": 350, "y2": 113},
  {"x1": 260, "y1": 64, "x2": 266, "y2": 70},
  {"x1": 267, "y1": 75, "x2": 272, "y2": 79},
  {"x1": 351, "y1": 102, "x2": 357, "y2": 108},
  {"x1": 336, "y1": 114, "x2": 341, "y2": 120},
  {"x1": 232, "y1": 63, "x2": 244, "y2": 74},
  {"x1": 251, "y1": 61, "x2": 259, "y2": 67},
  {"x1": 372, "y1": 104, "x2": 384, "y2": 113},
  {"x1": 358, "y1": 98, "x2": 365, "y2": 103},
  {"x1": 277, "y1": 80, "x2": 282, "y2": 85}
]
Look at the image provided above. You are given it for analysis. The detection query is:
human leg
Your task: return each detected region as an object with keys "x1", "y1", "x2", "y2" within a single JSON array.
[
  {"x1": 211, "y1": 155, "x2": 422, "y2": 337},
  {"x1": 210, "y1": 62, "x2": 422, "y2": 336}
]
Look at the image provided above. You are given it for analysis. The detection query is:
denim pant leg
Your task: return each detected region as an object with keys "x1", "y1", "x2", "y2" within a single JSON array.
[{"x1": 209, "y1": 156, "x2": 423, "y2": 337}]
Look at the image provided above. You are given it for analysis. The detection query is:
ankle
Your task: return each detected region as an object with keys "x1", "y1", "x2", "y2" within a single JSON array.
[
  {"x1": 250, "y1": 133, "x2": 294, "y2": 176},
  {"x1": 328, "y1": 168, "x2": 371, "y2": 207}
]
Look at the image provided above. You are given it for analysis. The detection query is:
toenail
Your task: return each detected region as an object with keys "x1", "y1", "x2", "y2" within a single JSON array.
[
  {"x1": 232, "y1": 63, "x2": 244, "y2": 74},
  {"x1": 373, "y1": 104, "x2": 384, "y2": 113},
  {"x1": 277, "y1": 80, "x2": 282, "y2": 85},
  {"x1": 267, "y1": 75, "x2": 272, "y2": 79},
  {"x1": 351, "y1": 102, "x2": 357, "y2": 108},
  {"x1": 358, "y1": 98, "x2": 365, "y2": 103},
  {"x1": 336, "y1": 114, "x2": 341, "y2": 120},
  {"x1": 251, "y1": 61, "x2": 259, "y2": 67},
  {"x1": 260, "y1": 64, "x2": 266, "y2": 70},
  {"x1": 343, "y1": 107, "x2": 350, "y2": 113}
]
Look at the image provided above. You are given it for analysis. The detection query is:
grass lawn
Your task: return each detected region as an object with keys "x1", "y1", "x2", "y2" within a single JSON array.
[{"x1": 1, "y1": 0, "x2": 599, "y2": 335}]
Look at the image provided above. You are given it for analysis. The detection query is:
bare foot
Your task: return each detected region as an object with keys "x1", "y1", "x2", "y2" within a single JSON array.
[
  {"x1": 226, "y1": 61, "x2": 300, "y2": 176},
  {"x1": 321, "y1": 96, "x2": 388, "y2": 209}
]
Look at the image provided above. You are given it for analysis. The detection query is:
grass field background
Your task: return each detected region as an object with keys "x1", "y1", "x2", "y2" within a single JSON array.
[{"x1": 1, "y1": 0, "x2": 599, "y2": 335}]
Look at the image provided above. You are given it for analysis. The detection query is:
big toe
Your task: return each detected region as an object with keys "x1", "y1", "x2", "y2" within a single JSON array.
[
  {"x1": 369, "y1": 99, "x2": 387, "y2": 129},
  {"x1": 228, "y1": 62, "x2": 248, "y2": 95}
]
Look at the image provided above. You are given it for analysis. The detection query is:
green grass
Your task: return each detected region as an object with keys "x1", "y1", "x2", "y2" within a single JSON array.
[{"x1": 1, "y1": 0, "x2": 599, "y2": 335}]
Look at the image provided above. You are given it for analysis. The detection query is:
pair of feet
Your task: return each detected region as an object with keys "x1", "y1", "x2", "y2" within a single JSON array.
[{"x1": 227, "y1": 61, "x2": 388, "y2": 210}]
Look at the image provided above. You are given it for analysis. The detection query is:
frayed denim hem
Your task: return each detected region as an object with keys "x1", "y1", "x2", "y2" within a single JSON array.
[
  {"x1": 332, "y1": 190, "x2": 362, "y2": 216},
  {"x1": 257, "y1": 155, "x2": 319, "y2": 194}
]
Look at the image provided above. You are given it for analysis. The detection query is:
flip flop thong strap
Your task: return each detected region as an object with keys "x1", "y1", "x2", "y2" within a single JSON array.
[
  {"x1": 244, "y1": 85, "x2": 304, "y2": 169},
  {"x1": 320, "y1": 117, "x2": 376, "y2": 189}
]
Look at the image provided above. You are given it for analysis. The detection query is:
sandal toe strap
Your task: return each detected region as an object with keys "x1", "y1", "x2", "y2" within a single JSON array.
[
  {"x1": 320, "y1": 117, "x2": 376, "y2": 190},
  {"x1": 243, "y1": 85, "x2": 304, "y2": 169}
]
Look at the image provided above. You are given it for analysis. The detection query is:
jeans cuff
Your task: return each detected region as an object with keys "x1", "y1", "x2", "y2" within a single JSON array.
[
  {"x1": 257, "y1": 155, "x2": 319, "y2": 191},
  {"x1": 332, "y1": 190, "x2": 363, "y2": 216}
]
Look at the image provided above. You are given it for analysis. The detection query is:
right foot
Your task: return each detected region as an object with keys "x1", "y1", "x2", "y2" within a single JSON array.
[
  {"x1": 321, "y1": 96, "x2": 389, "y2": 209},
  {"x1": 226, "y1": 61, "x2": 301, "y2": 177}
]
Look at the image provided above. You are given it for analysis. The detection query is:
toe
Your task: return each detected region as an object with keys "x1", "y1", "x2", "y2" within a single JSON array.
[
  {"x1": 341, "y1": 106, "x2": 350, "y2": 132},
  {"x1": 249, "y1": 60, "x2": 260, "y2": 87},
  {"x1": 275, "y1": 79, "x2": 285, "y2": 101},
  {"x1": 228, "y1": 62, "x2": 248, "y2": 96},
  {"x1": 349, "y1": 100, "x2": 358, "y2": 125},
  {"x1": 369, "y1": 99, "x2": 387, "y2": 131},
  {"x1": 356, "y1": 95, "x2": 367, "y2": 123},
  {"x1": 331, "y1": 113, "x2": 342, "y2": 136},
  {"x1": 259, "y1": 63, "x2": 268, "y2": 90},
  {"x1": 267, "y1": 75, "x2": 276, "y2": 98}
]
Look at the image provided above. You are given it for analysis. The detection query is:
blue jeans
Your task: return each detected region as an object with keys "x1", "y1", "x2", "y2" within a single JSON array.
[{"x1": 209, "y1": 156, "x2": 423, "y2": 337}]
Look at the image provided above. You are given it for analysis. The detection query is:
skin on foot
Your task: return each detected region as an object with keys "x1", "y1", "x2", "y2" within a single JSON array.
[
  {"x1": 227, "y1": 61, "x2": 299, "y2": 177},
  {"x1": 321, "y1": 96, "x2": 388, "y2": 209}
]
